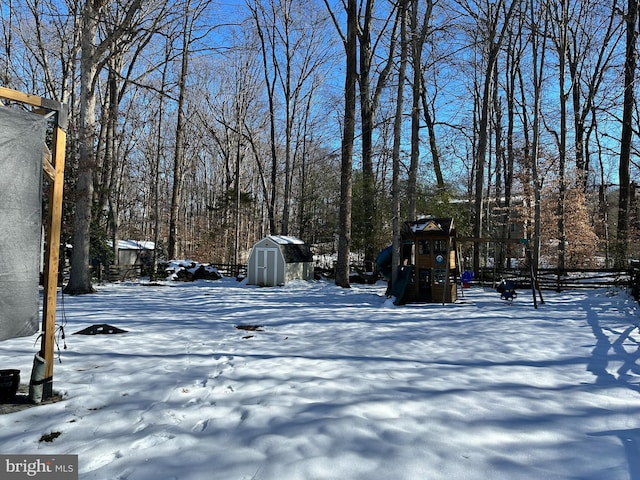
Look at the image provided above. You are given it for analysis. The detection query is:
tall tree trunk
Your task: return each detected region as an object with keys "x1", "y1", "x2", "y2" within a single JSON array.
[
  {"x1": 65, "y1": 1, "x2": 100, "y2": 294},
  {"x1": 358, "y1": 1, "x2": 397, "y2": 265},
  {"x1": 151, "y1": 43, "x2": 170, "y2": 280},
  {"x1": 298, "y1": 92, "x2": 314, "y2": 240},
  {"x1": 65, "y1": 0, "x2": 144, "y2": 293},
  {"x1": 473, "y1": 50, "x2": 497, "y2": 274},
  {"x1": 392, "y1": 0, "x2": 408, "y2": 285},
  {"x1": 551, "y1": 0, "x2": 569, "y2": 272},
  {"x1": 408, "y1": 0, "x2": 435, "y2": 220},
  {"x1": 281, "y1": 1, "x2": 294, "y2": 236},
  {"x1": 492, "y1": 63, "x2": 504, "y2": 267},
  {"x1": 335, "y1": 0, "x2": 357, "y2": 288},
  {"x1": 502, "y1": 24, "x2": 518, "y2": 268},
  {"x1": 106, "y1": 65, "x2": 120, "y2": 267},
  {"x1": 529, "y1": 0, "x2": 547, "y2": 270},
  {"x1": 566, "y1": 0, "x2": 621, "y2": 192},
  {"x1": 616, "y1": 0, "x2": 638, "y2": 267},
  {"x1": 421, "y1": 90, "x2": 444, "y2": 190},
  {"x1": 250, "y1": 1, "x2": 279, "y2": 234},
  {"x1": 359, "y1": 0, "x2": 377, "y2": 266},
  {"x1": 168, "y1": 4, "x2": 191, "y2": 260}
]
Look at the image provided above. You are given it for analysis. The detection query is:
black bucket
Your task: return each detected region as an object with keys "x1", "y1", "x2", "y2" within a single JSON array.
[{"x1": 0, "y1": 369, "x2": 20, "y2": 403}]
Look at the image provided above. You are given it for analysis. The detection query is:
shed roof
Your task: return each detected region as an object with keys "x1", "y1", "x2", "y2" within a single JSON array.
[
  {"x1": 281, "y1": 243, "x2": 313, "y2": 263},
  {"x1": 268, "y1": 235, "x2": 305, "y2": 245},
  {"x1": 260, "y1": 235, "x2": 313, "y2": 263}
]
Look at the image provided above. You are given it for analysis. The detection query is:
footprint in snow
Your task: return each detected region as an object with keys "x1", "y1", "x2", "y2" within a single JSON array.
[
  {"x1": 192, "y1": 419, "x2": 209, "y2": 433},
  {"x1": 130, "y1": 431, "x2": 175, "y2": 450}
]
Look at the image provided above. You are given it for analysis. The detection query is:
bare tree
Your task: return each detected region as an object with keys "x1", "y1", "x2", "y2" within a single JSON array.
[
  {"x1": 91, "y1": 2, "x2": 172, "y2": 268},
  {"x1": 248, "y1": 0, "x2": 331, "y2": 236},
  {"x1": 9, "y1": 0, "x2": 81, "y2": 104},
  {"x1": 249, "y1": 0, "x2": 279, "y2": 235},
  {"x1": 616, "y1": 0, "x2": 639, "y2": 267},
  {"x1": 200, "y1": 36, "x2": 266, "y2": 262},
  {"x1": 496, "y1": 6, "x2": 524, "y2": 268},
  {"x1": 391, "y1": 0, "x2": 409, "y2": 285},
  {"x1": 66, "y1": 0, "x2": 147, "y2": 294},
  {"x1": 547, "y1": 0, "x2": 571, "y2": 272},
  {"x1": 165, "y1": 0, "x2": 217, "y2": 259},
  {"x1": 9, "y1": 0, "x2": 637, "y2": 275},
  {"x1": 325, "y1": 0, "x2": 357, "y2": 288},
  {"x1": 151, "y1": 44, "x2": 172, "y2": 277},
  {"x1": 526, "y1": 0, "x2": 549, "y2": 269},
  {"x1": 470, "y1": 0, "x2": 519, "y2": 273},
  {"x1": 1, "y1": 0, "x2": 13, "y2": 85},
  {"x1": 358, "y1": 0, "x2": 398, "y2": 265},
  {"x1": 167, "y1": 2, "x2": 192, "y2": 260},
  {"x1": 407, "y1": 0, "x2": 434, "y2": 220},
  {"x1": 566, "y1": 0, "x2": 622, "y2": 191}
]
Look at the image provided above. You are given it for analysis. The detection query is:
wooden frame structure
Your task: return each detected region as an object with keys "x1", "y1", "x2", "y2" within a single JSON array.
[{"x1": 0, "y1": 87, "x2": 67, "y2": 400}]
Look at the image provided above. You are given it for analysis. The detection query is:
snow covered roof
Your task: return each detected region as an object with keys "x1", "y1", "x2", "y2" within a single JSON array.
[
  {"x1": 108, "y1": 240, "x2": 155, "y2": 250},
  {"x1": 267, "y1": 235, "x2": 305, "y2": 245},
  {"x1": 403, "y1": 217, "x2": 455, "y2": 238},
  {"x1": 415, "y1": 218, "x2": 452, "y2": 233}
]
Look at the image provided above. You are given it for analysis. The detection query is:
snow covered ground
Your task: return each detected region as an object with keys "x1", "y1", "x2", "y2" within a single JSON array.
[{"x1": 2, "y1": 278, "x2": 640, "y2": 480}]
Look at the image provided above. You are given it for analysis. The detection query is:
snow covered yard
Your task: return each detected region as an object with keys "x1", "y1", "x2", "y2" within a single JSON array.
[{"x1": 2, "y1": 278, "x2": 640, "y2": 480}]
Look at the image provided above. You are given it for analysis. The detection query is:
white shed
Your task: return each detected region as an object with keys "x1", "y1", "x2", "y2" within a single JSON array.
[{"x1": 247, "y1": 236, "x2": 314, "y2": 286}]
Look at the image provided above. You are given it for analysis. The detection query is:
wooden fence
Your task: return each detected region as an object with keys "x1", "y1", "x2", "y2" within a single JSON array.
[
  {"x1": 208, "y1": 263, "x2": 247, "y2": 278},
  {"x1": 477, "y1": 267, "x2": 636, "y2": 293},
  {"x1": 98, "y1": 260, "x2": 640, "y2": 303},
  {"x1": 537, "y1": 268, "x2": 631, "y2": 291},
  {"x1": 95, "y1": 262, "x2": 247, "y2": 282}
]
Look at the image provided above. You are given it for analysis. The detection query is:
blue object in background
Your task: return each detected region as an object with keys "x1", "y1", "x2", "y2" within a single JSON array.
[{"x1": 461, "y1": 270, "x2": 474, "y2": 287}]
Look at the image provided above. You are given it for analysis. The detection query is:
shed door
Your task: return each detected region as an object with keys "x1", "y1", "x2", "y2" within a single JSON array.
[{"x1": 256, "y1": 248, "x2": 278, "y2": 286}]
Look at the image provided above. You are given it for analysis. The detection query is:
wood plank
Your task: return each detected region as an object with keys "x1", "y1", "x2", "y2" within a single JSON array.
[
  {"x1": 0, "y1": 87, "x2": 44, "y2": 108},
  {"x1": 40, "y1": 126, "x2": 66, "y2": 399},
  {"x1": 43, "y1": 146, "x2": 55, "y2": 181},
  {"x1": 458, "y1": 236, "x2": 526, "y2": 244}
]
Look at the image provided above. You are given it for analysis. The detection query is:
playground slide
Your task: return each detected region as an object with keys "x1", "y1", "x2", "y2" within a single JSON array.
[
  {"x1": 375, "y1": 245, "x2": 393, "y2": 281},
  {"x1": 390, "y1": 265, "x2": 413, "y2": 305},
  {"x1": 376, "y1": 245, "x2": 412, "y2": 305}
]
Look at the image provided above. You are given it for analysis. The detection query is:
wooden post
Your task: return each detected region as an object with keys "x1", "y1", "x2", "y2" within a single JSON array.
[
  {"x1": 40, "y1": 125, "x2": 66, "y2": 399},
  {"x1": 456, "y1": 244, "x2": 464, "y2": 299},
  {"x1": 442, "y1": 236, "x2": 452, "y2": 305}
]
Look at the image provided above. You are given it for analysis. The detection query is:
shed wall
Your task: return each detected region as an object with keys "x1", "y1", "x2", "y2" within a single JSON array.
[
  {"x1": 284, "y1": 262, "x2": 314, "y2": 283},
  {"x1": 248, "y1": 241, "x2": 285, "y2": 286}
]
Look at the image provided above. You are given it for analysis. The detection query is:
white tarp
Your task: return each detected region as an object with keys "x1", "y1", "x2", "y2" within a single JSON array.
[{"x1": 0, "y1": 106, "x2": 46, "y2": 341}]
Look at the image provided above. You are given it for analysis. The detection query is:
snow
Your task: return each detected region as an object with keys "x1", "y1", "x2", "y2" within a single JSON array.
[
  {"x1": 108, "y1": 240, "x2": 155, "y2": 251},
  {"x1": 267, "y1": 235, "x2": 306, "y2": 245},
  {"x1": 2, "y1": 278, "x2": 640, "y2": 480}
]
